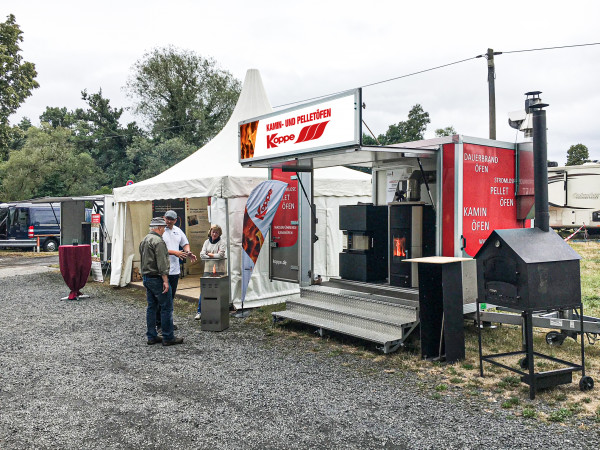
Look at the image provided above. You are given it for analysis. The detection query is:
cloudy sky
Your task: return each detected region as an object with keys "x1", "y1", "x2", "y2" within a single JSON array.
[{"x1": 5, "y1": 0, "x2": 600, "y2": 164}]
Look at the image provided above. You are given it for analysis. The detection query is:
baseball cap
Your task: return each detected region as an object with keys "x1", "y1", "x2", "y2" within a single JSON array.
[
  {"x1": 150, "y1": 217, "x2": 167, "y2": 227},
  {"x1": 164, "y1": 210, "x2": 177, "y2": 220}
]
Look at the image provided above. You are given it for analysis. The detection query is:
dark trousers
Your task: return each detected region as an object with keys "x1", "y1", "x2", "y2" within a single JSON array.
[
  {"x1": 143, "y1": 276, "x2": 174, "y2": 341},
  {"x1": 157, "y1": 275, "x2": 179, "y2": 327}
]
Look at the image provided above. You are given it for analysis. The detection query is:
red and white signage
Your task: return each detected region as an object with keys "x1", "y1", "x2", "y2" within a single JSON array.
[
  {"x1": 239, "y1": 90, "x2": 360, "y2": 162},
  {"x1": 461, "y1": 144, "x2": 520, "y2": 256}
]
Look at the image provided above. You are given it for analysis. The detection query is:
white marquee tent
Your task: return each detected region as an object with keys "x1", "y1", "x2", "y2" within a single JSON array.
[{"x1": 110, "y1": 69, "x2": 372, "y2": 307}]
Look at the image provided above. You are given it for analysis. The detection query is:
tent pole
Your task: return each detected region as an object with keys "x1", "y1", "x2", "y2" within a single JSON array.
[{"x1": 225, "y1": 197, "x2": 232, "y2": 306}]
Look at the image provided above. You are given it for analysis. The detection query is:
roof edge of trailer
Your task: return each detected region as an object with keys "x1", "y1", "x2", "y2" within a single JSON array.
[{"x1": 240, "y1": 134, "x2": 523, "y2": 170}]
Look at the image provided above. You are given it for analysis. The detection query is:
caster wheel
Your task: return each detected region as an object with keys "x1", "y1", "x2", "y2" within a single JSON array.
[
  {"x1": 546, "y1": 331, "x2": 566, "y2": 346},
  {"x1": 579, "y1": 376, "x2": 594, "y2": 392},
  {"x1": 519, "y1": 357, "x2": 529, "y2": 370}
]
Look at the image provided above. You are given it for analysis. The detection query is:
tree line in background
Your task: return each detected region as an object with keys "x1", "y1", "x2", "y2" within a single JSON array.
[
  {"x1": 0, "y1": 15, "x2": 241, "y2": 201},
  {"x1": 1, "y1": 15, "x2": 593, "y2": 202}
]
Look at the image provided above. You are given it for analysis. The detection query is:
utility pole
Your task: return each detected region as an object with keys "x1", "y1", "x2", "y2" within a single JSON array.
[{"x1": 487, "y1": 48, "x2": 496, "y2": 140}]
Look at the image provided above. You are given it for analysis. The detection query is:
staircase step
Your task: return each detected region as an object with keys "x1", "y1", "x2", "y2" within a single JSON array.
[
  {"x1": 290, "y1": 295, "x2": 417, "y2": 327},
  {"x1": 272, "y1": 309, "x2": 405, "y2": 348}
]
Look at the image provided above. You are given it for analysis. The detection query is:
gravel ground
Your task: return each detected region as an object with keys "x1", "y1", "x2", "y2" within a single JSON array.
[{"x1": 1, "y1": 264, "x2": 599, "y2": 449}]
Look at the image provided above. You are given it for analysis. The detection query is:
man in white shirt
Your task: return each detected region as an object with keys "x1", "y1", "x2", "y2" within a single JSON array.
[{"x1": 156, "y1": 210, "x2": 197, "y2": 330}]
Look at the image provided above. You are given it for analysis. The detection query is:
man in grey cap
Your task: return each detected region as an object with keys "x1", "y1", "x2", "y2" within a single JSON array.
[
  {"x1": 155, "y1": 210, "x2": 197, "y2": 331},
  {"x1": 139, "y1": 217, "x2": 183, "y2": 346}
]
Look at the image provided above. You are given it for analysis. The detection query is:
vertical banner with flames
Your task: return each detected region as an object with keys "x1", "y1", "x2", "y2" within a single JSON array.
[{"x1": 241, "y1": 180, "x2": 288, "y2": 305}]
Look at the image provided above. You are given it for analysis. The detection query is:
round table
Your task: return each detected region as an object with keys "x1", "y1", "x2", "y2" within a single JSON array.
[{"x1": 59, "y1": 244, "x2": 92, "y2": 300}]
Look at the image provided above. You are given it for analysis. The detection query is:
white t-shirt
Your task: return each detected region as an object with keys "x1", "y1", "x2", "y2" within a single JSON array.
[{"x1": 162, "y1": 225, "x2": 189, "y2": 275}]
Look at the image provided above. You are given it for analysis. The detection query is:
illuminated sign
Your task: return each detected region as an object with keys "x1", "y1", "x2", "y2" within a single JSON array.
[{"x1": 239, "y1": 89, "x2": 361, "y2": 163}]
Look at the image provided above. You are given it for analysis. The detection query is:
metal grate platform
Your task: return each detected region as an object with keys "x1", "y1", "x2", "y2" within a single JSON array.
[{"x1": 272, "y1": 283, "x2": 420, "y2": 353}]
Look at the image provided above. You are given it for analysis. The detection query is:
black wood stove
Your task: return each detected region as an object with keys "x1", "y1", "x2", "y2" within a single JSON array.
[{"x1": 339, "y1": 205, "x2": 388, "y2": 282}]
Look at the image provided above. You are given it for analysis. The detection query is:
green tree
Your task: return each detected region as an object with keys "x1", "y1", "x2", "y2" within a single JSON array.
[
  {"x1": 0, "y1": 14, "x2": 39, "y2": 159},
  {"x1": 72, "y1": 89, "x2": 143, "y2": 187},
  {"x1": 0, "y1": 125, "x2": 100, "y2": 200},
  {"x1": 362, "y1": 104, "x2": 430, "y2": 146},
  {"x1": 435, "y1": 126, "x2": 457, "y2": 137},
  {"x1": 40, "y1": 106, "x2": 76, "y2": 129},
  {"x1": 6, "y1": 116, "x2": 32, "y2": 151},
  {"x1": 126, "y1": 136, "x2": 197, "y2": 181},
  {"x1": 566, "y1": 143, "x2": 589, "y2": 166},
  {"x1": 41, "y1": 90, "x2": 144, "y2": 188},
  {"x1": 126, "y1": 46, "x2": 241, "y2": 147}
]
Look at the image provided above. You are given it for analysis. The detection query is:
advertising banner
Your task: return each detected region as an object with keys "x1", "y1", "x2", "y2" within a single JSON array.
[
  {"x1": 241, "y1": 180, "x2": 288, "y2": 305},
  {"x1": 239, "y1": 90, "x2": 360, "y2": 163},
  {"x1": 461, "y1": 144, "x2": 521, "y2": 256},
  {"x1": 152, "y1": 199, "x2": 186, "y2": 234},
  {"x1": 90, "y1": 214, "x2": 103, "y2": 282},
  {"x1": 270, "y1": 169, "x2": 299, "y2": 282}
]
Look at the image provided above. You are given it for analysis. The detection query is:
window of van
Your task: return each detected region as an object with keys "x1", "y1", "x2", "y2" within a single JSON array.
[
  {"x1": 30, "y1": 208, "x2": 59, "y2": 225},
  {"x1": 15, "y1": 208, "x2": 28, "y2": 227}
]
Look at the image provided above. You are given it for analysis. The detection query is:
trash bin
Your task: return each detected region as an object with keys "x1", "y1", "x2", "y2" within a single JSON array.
[{"x1": 200, "y1": 257, "x2": 229, "y2": 331}]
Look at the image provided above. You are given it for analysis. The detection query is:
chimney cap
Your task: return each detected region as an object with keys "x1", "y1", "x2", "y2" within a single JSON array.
[{"x1": 529, "y1": 102, "x2": 549, "y2": 110}]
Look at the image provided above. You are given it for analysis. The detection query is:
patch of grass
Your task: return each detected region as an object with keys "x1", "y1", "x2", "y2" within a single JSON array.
[
  {"x1": 431, "y1": 393, "x2": 442, "y2": 400},
  {"x1": 595, "y1": 406, "x2": 600, "y2": 423},
  {"x1": 567, "y1": 402, "x2": 583, "y2": 415},
  {"x1": 449, "y1": 377, "x2": 464, "y2": 384},
  {"x1": 554, "y1": 392, "x2": 567, "y2": 402},
  {"x1": 447, "y1": 366, "x2": 458, "y2": 375},
  {"x1": 461, "y1": 362, "x2": 475, "y2": 370},
  {"x1": 522, "y1": 407, "x2": 537, "y2": 419},
  {"x1": 501, "y1": 397, "x2": 520, "y2": 409},
  {"x1": 498, "y1": 376, "x2": 520, "y2": 389},
  {"x1": 548, "y1": 408, "x2": 573, "y2": 422},
  {"x1": 435, "y1": 384, "x2": 448, "y2": 392}
]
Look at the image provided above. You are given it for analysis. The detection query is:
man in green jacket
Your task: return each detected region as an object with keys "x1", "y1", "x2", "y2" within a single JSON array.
[{"x1": 139, "y1": 217, "x2": 183, "y2": 346}]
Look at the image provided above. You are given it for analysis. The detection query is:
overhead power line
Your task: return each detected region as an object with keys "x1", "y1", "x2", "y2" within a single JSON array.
[{"x1": 273, "y1": 41, "x2": 600, "y2": 109}]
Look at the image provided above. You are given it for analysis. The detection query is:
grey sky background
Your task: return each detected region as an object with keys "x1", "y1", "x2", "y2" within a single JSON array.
[{"x1": 4, "y1": 0, "x2": 600, "y2": 165}]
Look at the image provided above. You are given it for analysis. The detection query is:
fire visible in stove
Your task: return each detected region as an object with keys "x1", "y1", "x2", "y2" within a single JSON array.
[{"x1": 393, "y1": 236, "x2": 406, "y2": 257}]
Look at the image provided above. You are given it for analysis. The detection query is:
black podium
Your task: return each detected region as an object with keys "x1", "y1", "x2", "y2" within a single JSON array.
[{"x1": 404, "y1": 257, "x2": 475, "y2": 363}]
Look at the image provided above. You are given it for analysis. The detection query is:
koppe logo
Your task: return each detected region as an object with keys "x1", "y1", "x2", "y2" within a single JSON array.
[
  {"x1": 267, "y1": 133, "x2": 295, "y2": 149},
  {"x1": 266, "y1": 121, "x2": 330, "y2": 149}
]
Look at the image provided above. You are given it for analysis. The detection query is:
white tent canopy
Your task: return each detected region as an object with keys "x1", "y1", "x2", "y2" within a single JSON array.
[{"x1": 111, "y1": 69, "x2": 371, "y2": 307}]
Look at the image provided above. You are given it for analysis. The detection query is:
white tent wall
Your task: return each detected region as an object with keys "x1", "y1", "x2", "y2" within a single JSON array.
[{"x1": 313, "y1": 193, "x2": 371, "y2": 280}]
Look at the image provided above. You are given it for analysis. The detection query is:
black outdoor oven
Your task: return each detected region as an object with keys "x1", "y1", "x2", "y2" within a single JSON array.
[
  {"x1": 474, "y1": 95, "x2": 593, "y2": 399},
  {"x1": 475, "y1": 95, "x2": 581, "y2": 311},
  {"x1": 475, "y1": 227, "x2": 581, "y2": 310}
]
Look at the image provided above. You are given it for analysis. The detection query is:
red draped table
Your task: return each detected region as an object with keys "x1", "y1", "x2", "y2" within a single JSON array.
[{"x1": 59, "y1": 244, "x2": 92, "y2": 300}]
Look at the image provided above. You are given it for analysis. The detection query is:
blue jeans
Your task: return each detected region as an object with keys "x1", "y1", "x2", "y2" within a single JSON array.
[
  {"x1": 196, "y1": 293, "x2": 202, "y2": 314},
  {"x1": 156, "y1": 275, "x2": 179, "y2": 326},
  {"x1": 143, "y1": 276, "x2": 174, "y2": 341}
]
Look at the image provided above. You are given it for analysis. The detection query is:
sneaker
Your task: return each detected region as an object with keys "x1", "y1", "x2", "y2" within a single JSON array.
[
  {"x1": 147, "y1": 336, "x2": 163, "y2": 345},
  {"x1": 162, "y1": 337, "x2": 184, "y2": 346},
  {"x1": 194, "y1": 313, "x2": 201, "y2": 320}
]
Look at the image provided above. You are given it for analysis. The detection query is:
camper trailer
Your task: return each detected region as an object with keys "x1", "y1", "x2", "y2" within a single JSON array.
[{"x1": 548, "y1": 163, "x2": 600, "y2": 233}]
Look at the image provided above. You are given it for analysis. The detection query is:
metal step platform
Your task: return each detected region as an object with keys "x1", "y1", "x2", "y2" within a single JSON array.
[{"x1": 272, "y1": 280, "x2": 420, "y2": 353}]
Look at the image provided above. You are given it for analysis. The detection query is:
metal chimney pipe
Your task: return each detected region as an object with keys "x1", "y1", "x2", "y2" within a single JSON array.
[{"x1": 531, "y1": 100, "x2": 549, "y2": 232}]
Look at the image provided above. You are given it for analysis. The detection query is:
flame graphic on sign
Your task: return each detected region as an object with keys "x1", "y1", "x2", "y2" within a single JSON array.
[
  {"x1": 240, "y1": 120, "x2": 259, "y2": 159},
  {"x1": 295, "y1": 121, "x2": 329, "y2": 144}
]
